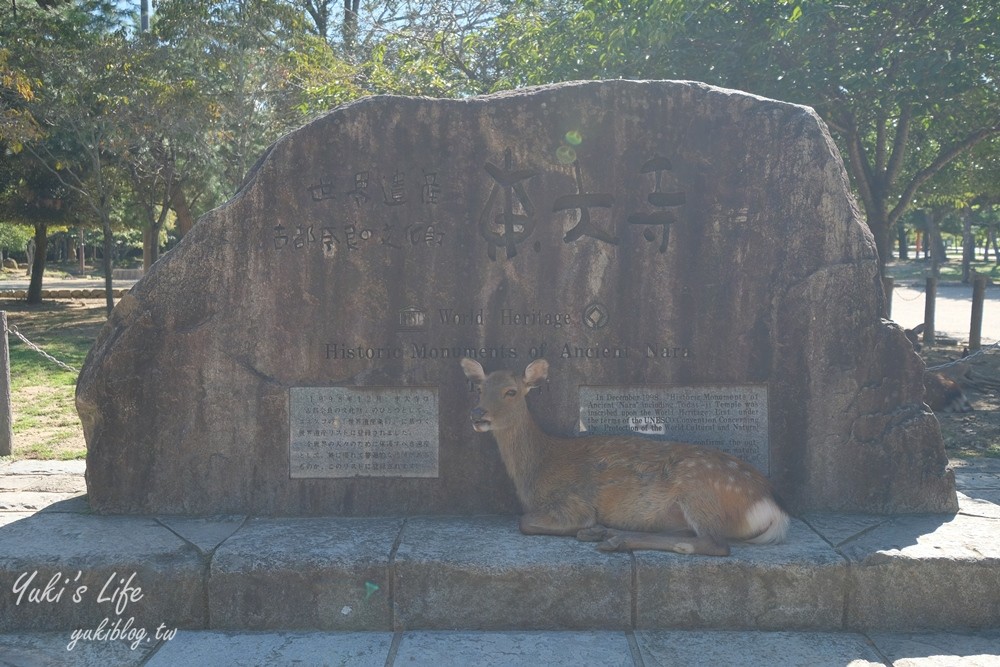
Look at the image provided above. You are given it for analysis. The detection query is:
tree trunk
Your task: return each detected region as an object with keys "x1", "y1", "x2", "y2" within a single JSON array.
[
  {"x1": 142, "y1": 223, "x2": 162, "y2": 271},
  {"x1": 867, "y1": 208, "x2": 893, "y2": 272},
  {"x1": 991, "y1": 224, "x2": 1000, "y2": 265},
  {"x1": 897, "y1": 223, "x2": 909, "y2": 260},
  {"x1": 926, "y1": 208, "x2": 948, "y2": 278},
  {"x1": 143, "y1": 225, "x2": 153, "y2": 271},
  {"x1": 26, "y1": 222, "x2": 48, "y2": 305},
  {"x1": 961, "y1": 207, "x2": 975, "y2": 283},
  {"x1": 78, "y1": 227, "x2": 86, "y2": 273},
  {"x1": 142, "y1": 194, "x2": 171, "y2": 270},
  {"x1": 101, "y1": 213, "x2": 115, "y2": 316},
  {"x1": 342, "y1": 0, "x2": 361, "y2": 59},
  {"x1": 172, "y1": 186, "x2": 196, "y2": 237}
]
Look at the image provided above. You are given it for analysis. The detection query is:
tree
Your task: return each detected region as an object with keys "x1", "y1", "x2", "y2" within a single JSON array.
[
  {"x1": 2, "y1": 0, "x2": 133, "y2": 312},
  {"x1": 766, "y1": 2, "x2": 1000, "y2": 272},
  {"x1": 152, "y1": 0, "x2": 357, "y2": 201},
  {"x1": 0, "y1": 151, "x2": 82, "y2": 301},
  {"x1": 908, "y1": 132, "x2": 1000, "y2": 280}
]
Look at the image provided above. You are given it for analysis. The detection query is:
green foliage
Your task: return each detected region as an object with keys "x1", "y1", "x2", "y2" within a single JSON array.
[{"x1": 0, "y1": 222, "x2": 33, "y2": 254}]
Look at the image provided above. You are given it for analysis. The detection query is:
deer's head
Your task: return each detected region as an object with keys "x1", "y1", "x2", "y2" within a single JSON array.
[{"x1": 460, "y1": 358, "x2": 548, "y2": 433}]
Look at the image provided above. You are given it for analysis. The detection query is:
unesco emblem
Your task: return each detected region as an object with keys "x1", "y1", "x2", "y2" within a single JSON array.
[{"x1": 583, "y1": 303, "x2": 610, "y2": 329}]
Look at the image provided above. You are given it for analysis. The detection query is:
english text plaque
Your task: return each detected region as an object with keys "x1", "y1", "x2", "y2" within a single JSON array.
[
  {"x1": 289, "y1": 387, "x2": 439, "y2": 478},
  {"x1": 578, "y1": 385, "x2": 769, "y2": 474}
]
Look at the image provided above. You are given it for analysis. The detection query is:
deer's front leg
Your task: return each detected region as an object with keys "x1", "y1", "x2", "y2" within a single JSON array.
[{"x1": 519, "y1": 512, "x2": 594, "y2": 537}]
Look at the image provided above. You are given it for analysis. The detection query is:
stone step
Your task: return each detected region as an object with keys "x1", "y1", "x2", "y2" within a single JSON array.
[
  {"x1": 2, "y1": 458, "x2": 998, "y2": 635},
  {"x1": 1, "y1": 502, "x2": 997, "y2": 634},
  {"x1": 3, "y1": 628, "x2": 1000, "y2": 666}
]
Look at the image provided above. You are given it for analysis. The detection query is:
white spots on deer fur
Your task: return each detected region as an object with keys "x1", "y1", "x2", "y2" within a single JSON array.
[
  {"x1": 341, "y1": 606, "x2": 353, "y2": 616},
  {"x1": 727, "y1": 460, "x2": 740, "y2": 470}
]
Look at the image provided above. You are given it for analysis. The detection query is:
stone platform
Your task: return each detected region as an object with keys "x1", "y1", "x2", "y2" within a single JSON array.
[{"x1": 1, "y1": 459, "x2": 998, "y2": 664}]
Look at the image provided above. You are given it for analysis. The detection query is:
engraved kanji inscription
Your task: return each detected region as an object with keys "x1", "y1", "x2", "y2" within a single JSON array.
[
  {"x1": 476, "y1": 148, "x2": 539, "y2": 260},
  {"x1": 628, "y1": 157, "x2": 686, "y2": 253},
  {"x1": 308, "y1": 179, "x2": 337, "y2": 202},
  {"x1": 422, "y1": 171, "x2": 441, "y2": 204},
  {"x1": 346, "y1": 171, "x2": 371, "y2": 206},
  {"x1": 382, "y1": 170, "x2": 407, "y2": 207},
  {"x1": 552, "y1": 161, "x2": 619, "y2": 246}
]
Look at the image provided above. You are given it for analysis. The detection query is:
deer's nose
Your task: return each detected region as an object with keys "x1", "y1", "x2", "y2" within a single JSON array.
[{"x1": 470, "y1": 406, "x2": 487, "y2": 421}]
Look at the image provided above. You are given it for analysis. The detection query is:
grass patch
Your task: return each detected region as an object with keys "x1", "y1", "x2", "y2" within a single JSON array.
[
  {"x1": 1, "y1": 299, "x2": 106, "y2": 460},
  {"x1": 886, "y1": 255, "x2": 1000, "y2": 284}
]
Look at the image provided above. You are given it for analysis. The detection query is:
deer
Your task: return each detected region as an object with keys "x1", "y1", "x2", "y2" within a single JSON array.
[
  {"x1": 461, "y1": 358, "x2": 789, "y2": 556},
  {"x1": 904, "y1": 324, "x2": 975, "y2": 414}
]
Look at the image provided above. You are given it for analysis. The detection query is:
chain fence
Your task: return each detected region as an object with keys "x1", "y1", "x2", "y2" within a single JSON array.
[
  {"x1": 892, "y1": 284, "x2": 926, "y2": 301},
  {"x1": 926, "y1": 341, "x2": 1000, "y2": 372},
  {"x1": 3, "y1": 322, "x2": 80, "y2": 374}
]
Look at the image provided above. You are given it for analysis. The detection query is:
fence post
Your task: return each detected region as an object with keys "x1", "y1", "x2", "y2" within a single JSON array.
[
  {"x1": 1, "y1": 312, "x2": 12, "y2": 457},
  {"x1": 882, "y1": 275, "x2": 895, "y2": 319},
  {"x1": 970, "y1": 274, "x2": 987, "y2": 352},
  {"x1": 923, "y1": 276, "x2": 937, "y2": 347}
]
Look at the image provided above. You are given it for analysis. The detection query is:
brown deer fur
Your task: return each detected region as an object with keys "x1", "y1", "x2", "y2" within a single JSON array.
[{"x1": 461, "y1": 358, "x2": 789, "y2": 556}]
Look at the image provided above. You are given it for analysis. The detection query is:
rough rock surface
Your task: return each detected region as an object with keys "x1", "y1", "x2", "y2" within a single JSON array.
[{"x1": 77, "y1": 80, "x2": 956, "y2": 515}]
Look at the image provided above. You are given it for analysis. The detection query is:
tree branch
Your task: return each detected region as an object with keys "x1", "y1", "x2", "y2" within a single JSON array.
[
  {"x1": 875, "y1": 109, "x2": 887, "y2": 174},
  {"x1": 889, "y1": 122, "x2": 1000, "y2": 226},
  {"x1": 831, "y1": 106, "x2": 878, "y2": 216},
  {"x1": 884, "y1": 103, "x2": 911, "y2": 187}
]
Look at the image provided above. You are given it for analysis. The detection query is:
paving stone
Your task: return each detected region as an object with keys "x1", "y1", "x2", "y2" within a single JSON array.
[
  {"x1": 636, "y1": 630, "x2": 884, "y2": 667},
  {"x1": 0, "y1": 491, "x2": 87, "y2": 513},
  {"x1": 36, "y1": 496, "x2": 91, "y2": 515},
  {"x1": 952, "y1": 459, "x2": 1000, "y2": 492},
  {"x1": 0, "y1": 631, "x2": 156, "y2": 666},
  {"x1": 957, "y1": 492, "x2": 1000, "y2": 520},
  {"x1": 800, "y1": 512, "x2": 892, "y2": 548},
  {"x1": 156, "y1": 516, "x2": 247, "y2": 555},
  {"x1": 869, "y1": 630, "x2": 1000, "y2": 666},
  {"x1": 392, "y1": 516, "x2": 631, "y2": 631},
  {"x1": 209, "y1": 518, "x2": 402, "y2": 631},
  {"x1": 0, "y1": 513, "x2": 206, "y2": 632},
  {"x1": 0, "y1": 512, "x2": 36, "y2": 529},
  {"x1": 394, "y1": 631, "x2": 634, "y2": 667},
  {"x1": 841, "y1": 513, "x2": 1000, "y2": 630},
  {"x1": 144, "y1": 630, "x2": 392, "y2": 666},
  {"x1": 635, "y1": 519, "x2": 847, "y2": 630},
  {"x1": 0, "y1": 475, "x2": 86, "y2": 493},
  {"x1": 0, "y1": 461, "x2": 87, "y2": 476}
]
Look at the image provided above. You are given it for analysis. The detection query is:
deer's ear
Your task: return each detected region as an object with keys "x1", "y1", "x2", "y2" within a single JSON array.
[
  {"x1": 523, "y1": 358, "x2": 549, "y2": 390},
  {"x1": 460, "y1": 358, "x2": 486, "y2": 384}
]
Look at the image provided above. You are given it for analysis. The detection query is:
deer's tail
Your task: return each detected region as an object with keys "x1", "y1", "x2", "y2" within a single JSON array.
[{"x1": 743, "y1": 497, "x2": 790, "y2": 545}]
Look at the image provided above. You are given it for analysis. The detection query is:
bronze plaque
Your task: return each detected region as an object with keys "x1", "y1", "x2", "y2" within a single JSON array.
[
  {"x1": 289, "y1": 387, "x2": 439, "y2": 478},
  {"x1": 578, "y1": 385, "x2": 769, "y2": 474}
]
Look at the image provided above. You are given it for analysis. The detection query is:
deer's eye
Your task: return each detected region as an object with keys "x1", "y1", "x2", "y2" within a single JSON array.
[{"x1": 504, "y1": 389, "x2": 517, "y2": 398}]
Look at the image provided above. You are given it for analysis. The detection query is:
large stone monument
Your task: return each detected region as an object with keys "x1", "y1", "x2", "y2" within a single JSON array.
[{"x1": 76, "y1": 80, "x2": 957, "y2": 516}]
